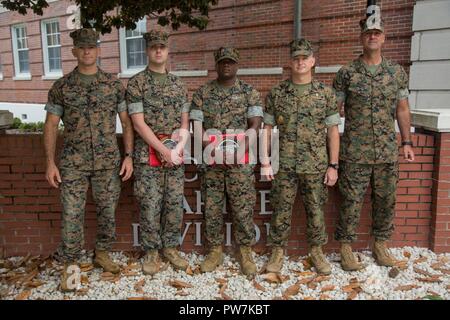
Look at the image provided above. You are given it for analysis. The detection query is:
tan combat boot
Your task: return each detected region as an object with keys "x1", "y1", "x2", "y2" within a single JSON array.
[
  {"x1": 310, "y1": 245, "x2": 331, "y2": 275},
  {"x1": 266, "y1": 246, "x2": 284, "y2": 273},
  {"x1": 372, "y1": 241, "x2": 396, "y2": 267},
  {"x1": 238, "y1": 246, "x2": 257, "y2": 276},
  {"x1": 142, "y1": 249, "x2": 161, "y2": 275},
  {"x1": 162, "y1": 247, "x2": 189, "y2": 271},
  {"x1": 340, "y1": 243, "x2": 364, "y2": 271},
  {"x1": 93, "y1": 250, "x2": 120, "y2": 274},
  {"x1": 60, "y1": 262, "x2": 78, "y2": 292},
  {"x1": 200, "y1": 246, "x2": 223, "y2": 272}
]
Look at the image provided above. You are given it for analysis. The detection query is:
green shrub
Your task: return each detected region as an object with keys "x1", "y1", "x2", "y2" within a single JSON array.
[
  {"x1": 11, "y1": 117, "x2": 22, "y2": 129},
  {"x1": 10, "y1": 118, "x2": 45, "y2": 132}
]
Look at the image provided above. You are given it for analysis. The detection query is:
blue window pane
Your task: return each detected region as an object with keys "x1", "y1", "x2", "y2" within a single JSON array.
[
  {"x1": 126, "y1": 38, "x2": 146, "y2": 68},
  {"x1": 18, "y1": 50, "x2": 29, "y2": 73},
  {"x1": 48, "y1": 47, "x2": 61, "y2": 72}
]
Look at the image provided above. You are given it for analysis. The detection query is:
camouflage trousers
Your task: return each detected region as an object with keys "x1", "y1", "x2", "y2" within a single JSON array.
[
  {"x1": 201, "y1": 166, "x2": 256, "y2": 246},
  {"x1": 134, "y1": 164, "x2": 185, "y2": 250},
  {"x1": 268, "y1": 172, "x2": 328, "y2": 247},
  {"x1": 57, "y1": 168, "x2": 121, "y2": 262},
  {"x1": 335, "y1": 161, "x2": 399, "y2": 243}
]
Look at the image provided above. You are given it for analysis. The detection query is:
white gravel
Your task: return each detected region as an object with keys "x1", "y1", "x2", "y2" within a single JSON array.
[{"x1": 0, "y1": 246, "x2": 448, "y2": 300}]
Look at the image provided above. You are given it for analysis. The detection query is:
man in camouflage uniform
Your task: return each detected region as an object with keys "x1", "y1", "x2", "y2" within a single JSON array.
[
  {"x1": 126, "y1": 30, "x2": 190, "y2": 275},
  {"x1": 44, "y1": 28, "x2": 134, "y2": 291},
  {"x1": 262, "y1": 39, "x2": 341, "y2": 275},
  {"x1": 333, "y1": 18, "x2": 415, "y2": 271},
  {"x1": 190, "y1": 47, "x2": 263, "y2": 276}
]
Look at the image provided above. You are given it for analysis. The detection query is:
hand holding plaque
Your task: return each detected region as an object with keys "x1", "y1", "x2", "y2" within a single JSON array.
[{"x1": 149, "y1": 134, "x2": 183, "y2": 167}]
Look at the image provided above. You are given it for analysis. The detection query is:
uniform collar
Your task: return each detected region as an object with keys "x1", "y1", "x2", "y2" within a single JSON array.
[
  {"x1": 145, "y1": 67, "x2": 168, "y2": 76},
  {"x1": 145, "y1": 67, "x2": 172, "y2": 83},
  {"x1": 355, "y1": 55, "x2": 389, "y2": 77},
  {"x1": 212, "y1": 78, "x2": 241, "y2": 95},
  {"x1": 68, "y1": 66, "x2": 109, "y2": 86},
  {"x1": 284, "y1": 79, "x2": 321, "y2": 95}
]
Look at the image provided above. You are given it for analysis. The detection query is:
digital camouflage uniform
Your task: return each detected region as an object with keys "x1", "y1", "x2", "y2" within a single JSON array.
[
  {"x1": 126, "y1": 30, "x2": 190, "y2": 250},
  {"x1": 333, "y1": 52, "x2": 409, "y2": 243},
  {"x1": 189, "y1": 48, "x2": 263, "y2": 246},
  {"x1": 45, "y1": 29, "x2": 127, "y2": 262},
  {"x1": 264, "y1": 40, "x2": 341, "y2": 247}
]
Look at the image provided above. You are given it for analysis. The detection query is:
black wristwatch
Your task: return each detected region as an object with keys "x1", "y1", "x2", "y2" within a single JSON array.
[
  {"x1": 401, "y1": 141, "x2": 413, "y2": 147},
  {"x1": 124, "y1": 152, "x2": 133, "y2": 158},
  {"x1": 328, "y1": 163, "x2": 339, "y2": 170}
]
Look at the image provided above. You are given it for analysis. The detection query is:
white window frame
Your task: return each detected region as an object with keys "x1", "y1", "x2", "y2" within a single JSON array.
[
  {"x1": 11, "y1": 24, "x2": 31, "y2": 80},
  {"x1": 118, "y1": 18, "x2": 147, "y2": 78},
  {"x1": 97, "y1": 39, "x2": 101, "y2": 67},
  {"x1": 41, "y1": 19, "x2": 63, "y2": 80}
]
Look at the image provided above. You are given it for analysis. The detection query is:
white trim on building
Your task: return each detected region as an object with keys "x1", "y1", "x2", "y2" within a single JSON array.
[
  {"x1": 315, "y1": 65, "x2": 342, "y2": 74},
  {"x1": 411, "y1": 108, "x2": 450, "y2": 132},
  {"x1": 237, "y1": 67, "x2": 283, "y2": 76},
  {"x1": 170, "y1": 70, "x2": 208, "y2": 77}
]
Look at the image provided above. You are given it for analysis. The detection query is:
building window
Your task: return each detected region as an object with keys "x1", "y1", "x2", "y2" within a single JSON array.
[
  {"x1": 11, "y1": 24, "x2": 31, "y2": 79},
  {"x1": 41, "y1": 19, "x2": 62, "y2": 78},
  {"x1": 119, "y1": 18, "x2": 147, "y2": 76}
]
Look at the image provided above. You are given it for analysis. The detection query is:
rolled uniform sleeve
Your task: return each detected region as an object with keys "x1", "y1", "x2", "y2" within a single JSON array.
[
  {"x1": 181, "y1": 102, "x2": 190, "y2": 113},
  {"x1": 397, "y1": 66, "x2": 410, "y2": 101},
  {"x1": 325, "y1": 88, "x2": 341, "y2": 127},
  {"x1": 189, "y1": 90, "x2": 204, "y2": 122},
  {"x1": 263, "y1": 90, "x2": 276, "y2": 126},
  {"x1": 116, "y1": 81, "x2": 127, "y2": 113},
  {"x1": 45, "y1": 83, "x2": 64, "y2": 117},
  {"x1": 333, "y1": 68, "x2": 347, "y2": 105},
  {"x1": 126, "y1": 77, "x2": 144, "y2": 115},
  {"x1": 247, "y1": 88, "x2": 264, "y2": 118},
  {"x1": 181, "y1": 87, "x2": 190, "y2": 114}
]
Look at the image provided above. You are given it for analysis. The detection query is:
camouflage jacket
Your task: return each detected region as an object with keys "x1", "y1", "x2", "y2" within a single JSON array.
[
  {"x1": 264, "y1": 79, "x2": 340, "y2": 174},
  {"x1": 45, "y1": 67, "x2": 126, "y2": 171},
  {"x1": 333, "y1": 56, "x2": 409, "y2": 164},
  {"x1": 189, "y1": 78, "x2": 263, "y2": 131},
  {"x1": 126, "y1": 68, "x2": 190, "y2": 164}
]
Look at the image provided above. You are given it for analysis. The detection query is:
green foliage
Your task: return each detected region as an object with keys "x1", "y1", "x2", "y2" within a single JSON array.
[
  {"x1": 1, "y1": 0, "x2": 218, "y2": 34},
  {"x1": 10, "y1": 117, "x2": 45, "y2": 132},
  {"x1": 11, "y1": 117, "x2": 22, "y2": 129}
]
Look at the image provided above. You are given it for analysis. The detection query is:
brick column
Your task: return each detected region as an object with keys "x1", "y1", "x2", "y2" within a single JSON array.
[{"x1": 430, "y1": 132, "x2": 450, "y2": 253}]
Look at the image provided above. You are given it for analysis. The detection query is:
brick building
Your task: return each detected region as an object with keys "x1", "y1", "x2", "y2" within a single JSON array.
[
  {"x1": 0, "y1": 0, "x2": 415, "y2": 106},
  {"x1": 1, "y1": 0, "x2": 450, "y2": 257}
]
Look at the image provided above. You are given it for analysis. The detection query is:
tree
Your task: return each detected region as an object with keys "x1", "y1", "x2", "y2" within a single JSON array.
[{"x1": 1, "y1": 0, "x2": 219, "y2": 33}]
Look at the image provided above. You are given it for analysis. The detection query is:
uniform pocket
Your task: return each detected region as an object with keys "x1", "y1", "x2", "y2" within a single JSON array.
[
  {"x1": 203, "y1": 100, "x2": 221, "y2": 128},
  {"x1": 308, "y1": 101, "x2": 326, "y2": 122},
  {"x1": 223, "y1": 106, "x2": 247, "y2": 129},
  {"x1": 348, "y1": 83, "x2": 370, "y2": 99},
  {"x1": 380, "y1": 81, "x2": 398, "y2": 99}
]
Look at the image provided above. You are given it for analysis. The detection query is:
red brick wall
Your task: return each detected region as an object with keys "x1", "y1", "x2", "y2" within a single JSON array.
[
  {"x1": 1, "y1": 131, "x2": 443, "y2": 258},
  {"x1": 0, "y1": 0, "x2": 415, "y2": 102}
]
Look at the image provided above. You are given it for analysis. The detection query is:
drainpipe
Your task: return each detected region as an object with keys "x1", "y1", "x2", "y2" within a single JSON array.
[{"x1": 294, "y1": 0, "x2": 302, "y2": 40}]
